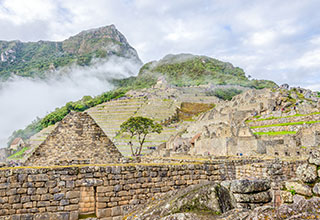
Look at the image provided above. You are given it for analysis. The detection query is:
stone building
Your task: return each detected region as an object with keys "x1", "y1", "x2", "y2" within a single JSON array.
[
  {"x1": 9, "y1": 137, "x2": 24, "y2": 152},
  {"x1": 25, "y1": 112, "x2": 122, "y2": 166}
]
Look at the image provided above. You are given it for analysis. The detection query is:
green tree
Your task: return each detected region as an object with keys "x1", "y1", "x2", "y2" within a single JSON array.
[{"x1": 120, "y1": 116, "x2": 163, "y2": 156}]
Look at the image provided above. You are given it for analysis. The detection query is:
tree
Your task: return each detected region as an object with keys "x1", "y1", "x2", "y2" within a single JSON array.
[{"x1": 120, "y1": 116, "x2": 163, "y2": 156}]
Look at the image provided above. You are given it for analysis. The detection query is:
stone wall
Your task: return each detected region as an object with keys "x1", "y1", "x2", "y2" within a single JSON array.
[
  {"x1": 0, "y1": 159, "x2": 304, "y2": 219},
  {"x1": 25, "y1": 112, "x2": 122, "y2": 166}
]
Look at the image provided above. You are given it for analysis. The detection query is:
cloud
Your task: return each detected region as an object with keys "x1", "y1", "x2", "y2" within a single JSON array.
[
  {"x1": 1, "y1": 1, "x2": 320, "y2": 145},
  {"x1": 0, "y1": 56, "x2": 141, "y2": 148}
]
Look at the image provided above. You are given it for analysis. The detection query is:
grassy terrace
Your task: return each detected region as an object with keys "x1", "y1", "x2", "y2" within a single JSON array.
[
  {"x1": 253, "y1": 131, "x2": 297, "y2": 136},
  {"x1": 246, "y1": 112, "x2": 320, "y2": 123},
  {"x1": 7, "y1": 147, "x2": 29, "y2": 159},
  {"x1": 250, "y1": 120, "x2": 320, "y2": 129}
]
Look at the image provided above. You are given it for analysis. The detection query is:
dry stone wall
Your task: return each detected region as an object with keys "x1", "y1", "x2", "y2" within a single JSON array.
[
  {"x1": 25, "y1": 112, "x2": 122, "y2": 166},
  {"x1": 0, "y1": 158, "x2": 304, "y2": 220}
]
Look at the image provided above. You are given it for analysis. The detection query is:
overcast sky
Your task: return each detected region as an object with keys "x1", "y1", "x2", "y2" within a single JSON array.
[{"x1": 0, "y1": 0, "x2": 320, "y2": 89}]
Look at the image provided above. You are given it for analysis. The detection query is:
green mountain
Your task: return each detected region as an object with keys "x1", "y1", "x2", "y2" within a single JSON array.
[
  {"x1": 137, "y1": 53, "x2": 277, "y2": 89},
  {"x1": 0, "y1": 25, "x2": 141, "y2": 80}
]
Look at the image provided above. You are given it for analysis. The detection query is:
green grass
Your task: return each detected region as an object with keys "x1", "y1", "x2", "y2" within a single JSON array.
[
  {"x1": 250, "y1": 120, "x2": 320, "y2": 129},
  {"x1": 7, "y1": 147, "x2": 29, "y2": 159},
  {"x1": 251, "y1": 120, "x2": 320, "y2": 128},
  {"x1": 246, "y1": 112, "x2": 320, "y2": 123},
  {"x1": 253, "y1": 131, "x2": 297, "y2": 136}
]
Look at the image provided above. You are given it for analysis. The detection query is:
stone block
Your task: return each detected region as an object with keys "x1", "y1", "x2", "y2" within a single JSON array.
[
  {"x1": 28, "y1": 174, "x2": 48, "y2": 182},
  {"x1": 23, "y1": 202, "x2": 33, "y2": 209},
  {"x1": 97, "y1": 208, "x2": 112, "y2": 218},
  {"x1": 37, "y1": 201, "x2": 50, "y2": 207},
  {"x1": 296, "y1": 163, "x2": 317, "y2": 183},
  {"x1": 285, "y1": 181, "x2": 313, "y2": 197},
  {"x1": 53, "y1": 193, "x2": 65, "y2": 201},
  {"x1": 64, "y1": 204, "x2": 79, "y2": 211},
  {"x1": 230, "y1": 179, "x2": 270, "y2": 193},
  {"x1": 9, "y1": 195, "x2": 20, "y2": 203},
  {"x1": 36, "y1": 188, "x2": 48, "y2": 194},
  {"x1": 233, "y1": 191, "x2": 272, "y2": 203},
  {"x1": 280, "y1": 191, "x2": 293, "y2": 203},
  {"x1": 313, "y1": 183, "x2": 320, "y2": 196},
  {"x1": 69, "y1": 211, "x2": 79, "y2": 220},
  {"x1": 111, "y1": 206, "x2": 122, "y2": 216},
  {"x1": 66, "y1": 191, "x2": 79, "y2": 199},
  {"x1": 34, "y1": 213, "x2": 50, "y2": 220}
]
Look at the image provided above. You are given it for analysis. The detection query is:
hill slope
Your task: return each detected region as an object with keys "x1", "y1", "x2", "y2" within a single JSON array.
[
  {"x1": 138, "y1": 53, "x2": 277, "y2": 88},
  {"x1": 0, "y1": 25, "x2": 141, "y2": 80}
]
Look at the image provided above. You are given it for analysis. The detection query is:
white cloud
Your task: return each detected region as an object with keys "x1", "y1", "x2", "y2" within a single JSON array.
[{"x1": 0, "y1": 56, "x2": 141, "y2": 148}]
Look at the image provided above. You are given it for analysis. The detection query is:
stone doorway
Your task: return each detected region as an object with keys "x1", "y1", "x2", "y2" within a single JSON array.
[{"x1": 79, "y1": 186, "x2": 96, "y2": 215}]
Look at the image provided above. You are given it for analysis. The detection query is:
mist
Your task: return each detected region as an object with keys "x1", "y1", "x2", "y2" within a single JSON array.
[{"x1": 0, "y1": 56, "x2": 142, "y2": 148}]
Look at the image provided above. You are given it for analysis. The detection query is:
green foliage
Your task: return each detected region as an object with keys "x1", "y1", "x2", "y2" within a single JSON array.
[
  {"x1": 138, "y1": 54, "x2": 278, "y2": 89},
  {"x1": 8, "y1": 147, "x2": 29, "y2": 159},
  {"x1": 288, "y1": 187, "x2": 296, "y2": 196},
  {"x1": 120, "y1": 116, "x2": 163, "y2": 156},
  {"x1": 250, "y1": 120, "x2": 320, "y2": 129},
  {"x1": 206, "y1": 88, "x2": 243, "y2": 100},
  {"x1": 247, "y1": 112, "x2": 320, "y2": 123},
  {"x1": 0, "y1": 25, "x2": 141, "y2": 80},
  {"x1": 253, "y1": 131, "x2": 297, "y2": 136},
  {"x1": 8, "y1": 89, "x2": 127, "y2": 146},
  {"x1": 112, "y1": 74, "x2": 158, "y2": 91}
]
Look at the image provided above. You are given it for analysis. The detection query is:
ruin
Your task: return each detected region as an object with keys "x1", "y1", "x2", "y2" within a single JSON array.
[{"x1": 25, "y1": 112, "x2": 122, "y2": 166}]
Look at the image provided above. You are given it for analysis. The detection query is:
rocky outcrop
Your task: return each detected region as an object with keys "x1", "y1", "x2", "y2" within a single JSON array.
[{"x1": 126, "y1": 183, "x2": 236, "y2": 220}]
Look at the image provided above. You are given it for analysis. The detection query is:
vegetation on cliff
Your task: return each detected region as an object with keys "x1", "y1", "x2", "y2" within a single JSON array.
[{"x1": 0, "y1": 25, "x2": 141, "y2": 80}]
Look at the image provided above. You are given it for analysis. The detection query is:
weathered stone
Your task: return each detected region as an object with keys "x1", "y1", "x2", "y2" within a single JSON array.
[
  {"x1": 27, "y1": 174, "x2": 48, "y2": 182},
  {"x1": 309, "y1": 149, "x2": 320, "y2": 165},
  {"x1": 233, "y1": 191, "x2": 271, "y2": 203},
  {"x1": 53, "y1": 193, "x2": 64, "y2": 201},
  {"x1": 313, "y1": 183, "x2": 320, "y2": 196},
  {"x1": 9, "y1": 195, "x2": 20, "y2": 203},
  {"x1": 112, "y1": 206, "x2": 122, "y2": 216},
  {"x1": 66, "y1": 191, "x2": 79, "y2": 199},
  {"x1": 34, "y1": 213, "x2": 50, "y2": 220},
  {"x1": 296, "y1": 163, "x2": 317, "y2": 183},
  {"x1": 230, "y1": 179, "x2": 270, "y2": 193},
  {"x1": 97, "y1": 208, "x2": 112, "y2": 218},
  {"x1": 37, "y1": 201, "x2": 50, "y2": 207},
  {"x1": 280, "y1": 191, "x2": 293, "y2": 203},
  {"x1": 285, "y1": 182, "x2": 313, "y2": 197},
  {"x1": 60, "y1": 199, "x2": 69, "y2": 206}
]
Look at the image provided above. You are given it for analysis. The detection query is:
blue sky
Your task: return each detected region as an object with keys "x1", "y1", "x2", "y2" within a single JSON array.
[{"x1": 0, "y1": 0, "x2": 320, "y2": 89}]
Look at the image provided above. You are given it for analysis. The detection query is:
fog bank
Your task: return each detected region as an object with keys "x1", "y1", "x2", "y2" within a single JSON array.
[{"x1": 0, "y1": 56, "x2": 141, "y2": 148}]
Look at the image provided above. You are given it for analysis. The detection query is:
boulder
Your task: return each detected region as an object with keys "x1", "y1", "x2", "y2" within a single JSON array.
[
  {"x1": 296, "y1": 163, "x2": 317, "y2": 183},
  {"x1": 233, "y1": 191, "x2": 271, "y2": 203},
  {"x1": 230, "y1": 179, "x2": 270, "y2": 194},
  {"x1": 285, "y1": 182, "x2": 313, "y2": 197},
  {"x1": 309, "y1": 149, "x2": 320, "y2": 166},
  {"x1": 126, "y1": 183, "x2": 236, "y2": 220}
]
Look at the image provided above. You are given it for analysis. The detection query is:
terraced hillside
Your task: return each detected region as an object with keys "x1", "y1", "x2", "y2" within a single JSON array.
[
  {"x1": 87, "y1": 97, "x2": 181, "y2": 156},
  {"x1": 247, "y1": 112, "x2": 320, "y2": 136}
]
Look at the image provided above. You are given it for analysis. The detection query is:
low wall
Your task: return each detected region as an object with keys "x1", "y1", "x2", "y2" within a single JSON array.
[{"x1": 0, "y1": 159, "x2": 304, "y2": 220}]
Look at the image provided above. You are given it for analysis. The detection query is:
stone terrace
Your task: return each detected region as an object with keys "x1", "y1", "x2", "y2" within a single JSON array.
[
  {"x1": 247, "y1": 113, "x2": 320, "y2": 134},
  {"x1": 87, "y1": 97, "x2": 181, "y2": 156}
]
